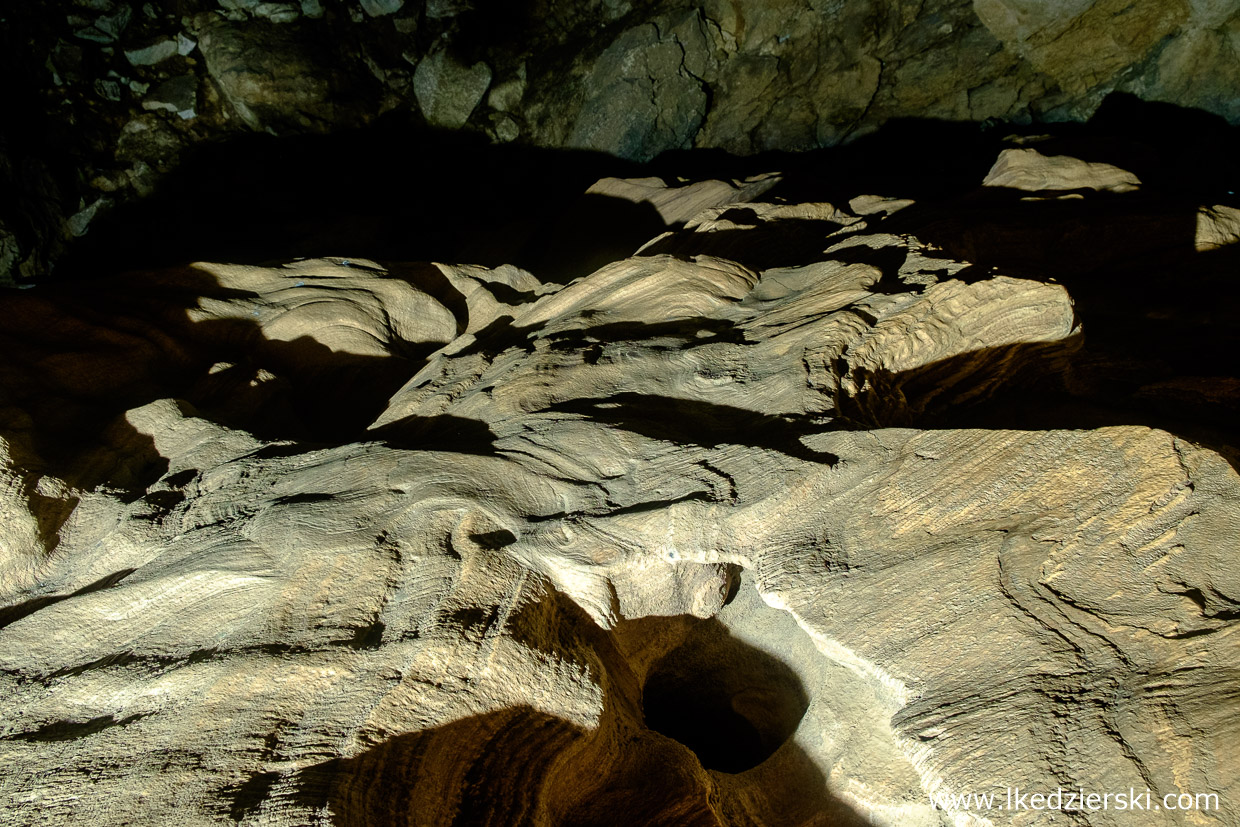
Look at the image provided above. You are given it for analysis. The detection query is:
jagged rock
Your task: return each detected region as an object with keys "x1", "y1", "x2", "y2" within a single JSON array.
[
  {"x1": 561, "y1": 10, "x2": 715, "y2": 160},
  {"x1": 412, "y1": 50, "x2": 492, "y2": 130},
  {"x1": 0, "y1": 224, "x2": 18, "y2": 288},
  {"x1": 1, "y1": 154, "x2": 1237, "y2": 825}
]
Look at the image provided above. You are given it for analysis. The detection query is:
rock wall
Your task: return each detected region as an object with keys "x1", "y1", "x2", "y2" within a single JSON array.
[
  {"x1": 3, "y1": 0, "x2": 1239, "y2": 283},
  {"x1": 1, "y1": 139, "x2": 1238, "y2": 825}
]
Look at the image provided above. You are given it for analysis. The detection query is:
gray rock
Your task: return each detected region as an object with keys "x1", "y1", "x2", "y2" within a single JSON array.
[
  {"x1": 253, "y1": 2, "x2": 300, "y2": 22},
  {"x1": 65, "y1": 197, "x2": 107, "y2": 237},
  {"x1": 426, "y1": 0, "x2": 471, "y2": 19},
  {"x1": 413, "y1": 50, "x2": 492, "y2": 129},
  {"x1": 488, "y1": 112, "x2": 520, "y2": 142},
  {"x1": 566, "y1": 11, "x2": 713, "y2": 161},
  {"x1": 486, "y1": 63, "x2": 525, "y2": 112},
  {"x1": 141, "y1": 75, "x2": 197, "y2": 119},
  {"x1": 123, "y1": 38, "x2": 178, "y2": 66},
  {"x1": 358, "y1": 0, "x2": 403, "y2": 17},
  {"x1": 92, "y1": 5, "x2": 132, "y2": 39}
]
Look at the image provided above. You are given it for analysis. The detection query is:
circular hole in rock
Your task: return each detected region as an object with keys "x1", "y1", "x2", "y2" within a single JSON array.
[{"x1": 642, "y1": 618, "x2": 809, "y2": 773}]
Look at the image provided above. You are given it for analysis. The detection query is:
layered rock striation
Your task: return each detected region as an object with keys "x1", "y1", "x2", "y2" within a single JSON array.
[{"x1": 1, "y1": 144, "x2": 1239, "y2": 825}]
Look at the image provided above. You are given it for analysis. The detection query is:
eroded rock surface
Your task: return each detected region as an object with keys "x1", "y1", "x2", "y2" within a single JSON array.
[{"x1": 1, "y1": 147, "x2": 1238, "y2": 825}]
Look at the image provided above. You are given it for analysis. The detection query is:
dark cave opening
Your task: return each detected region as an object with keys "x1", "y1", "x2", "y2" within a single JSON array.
[{"x1": 641, "y1": 617, "x2": 809, "y2": 774}]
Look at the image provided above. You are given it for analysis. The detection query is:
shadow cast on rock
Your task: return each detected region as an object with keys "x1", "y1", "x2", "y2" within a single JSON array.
[
  {"x1": 241, "y1": 606, "x2": 866, "y2": 827},
  {"x1": 637, "y1": 216, "x2": 850, "y2": 271},
  {"x1": 0, "y1": 263, "x2": 439, "y2": 500},
  {"x1": 51, "y1": 119, "x2": 672, "y2": 288},
  {"x1": 549, "y1": 393, "x2": 839, "y2": 465}
]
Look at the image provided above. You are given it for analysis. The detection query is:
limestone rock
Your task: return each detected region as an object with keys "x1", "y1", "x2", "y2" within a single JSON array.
[
  {"x1": 983, "y1": 147, "x2": 1142, "y2": 193},
  {"x1": 584, "y1": 173, "x2": 782, "y2": 226},
  {"x1": 1197, "y1": 204, "x2": 1240, "y2": 250},
  {"x1": 2, "y1": 154, "x2": 1237, "y2": 825},
  {"x1": 142, "y1": 75, "x2": 198, "y2": 120},
  {"x1": 973, "y1": 0, "x2": 1191, "y2": 99}
]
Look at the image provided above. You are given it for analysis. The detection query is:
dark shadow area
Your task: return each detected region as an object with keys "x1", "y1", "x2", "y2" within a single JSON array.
[
  {"x1": 277, "y1": 707, "x2": 613, "y2": 827},
  {"x1": 440, "y1": 313, "x2": 542, "y2": 358},
  {"x1": 842, "y1": 338, "x2": 1239, "y2": 471},
  {"x1": 543, "y1": 316, "x2": 746, "y2": 351},
  {"x1": 2, "y1": 711, "x2": 150, "y2": 743},
  {"x1": 741, "y1": 93, "x2": 1240, "y2": 210},
  {"x1": 642, "y1": 616, "x2": 809, "y2": 773},
  {"x1": 653, "y1": 96, "x2": 1240, "y2": 468},
  {"x1": 824, "y1": 242, "x2": 912, "y2": 293},
  {"x1": 370, "y1": 414, "x2": 500, "y2": 455},
  {"x1": 549, "y1": 393, "x2": 839, "y2": 465},
  {"x1": 637, "y1": 216, "x2": 850, "y2": 270},
  {"x1": 0, "y1": 261, "x2": 498, "y2": 508},
  {"x1": 859, "y1": 137, "x2": 1240, "y2": 469},
  {"x1": 836, "y1": 338, "x2": 1085, "y2": 431},
  {"x1": 533, "y1": 192, "x2": 673, "y2": 284},
  {"x1": 234, "y1": 608, "x2": 856, "y2": 827},
  {"x1": 0, "y1": 567, "x2": 136, "y2": 631},
  {"x1": 51, "y1": 117, "x2": 672, "y2": 287},
  {"x1": 25, "y1": 488, "x2": 81, "y2": 554},
  {"x1": 3, "y1": 94, "x2": 1236, "y2": 488},
  {"x1": 32, "y1": 117, "x2": 1000, "y2": 285}
]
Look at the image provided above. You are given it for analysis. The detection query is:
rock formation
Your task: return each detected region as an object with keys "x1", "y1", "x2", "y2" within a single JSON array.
[
  {"x1": 1, "y1": 139, "x2": 1238, "y2": 825},
  {"x1": 3, "y1": 0, "x2": 1240, "y2": 283}
]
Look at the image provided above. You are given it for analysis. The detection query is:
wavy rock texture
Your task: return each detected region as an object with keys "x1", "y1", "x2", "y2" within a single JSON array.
[{"x1": 1, "y1": 148, "x2": 1238, "y2": 826}]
